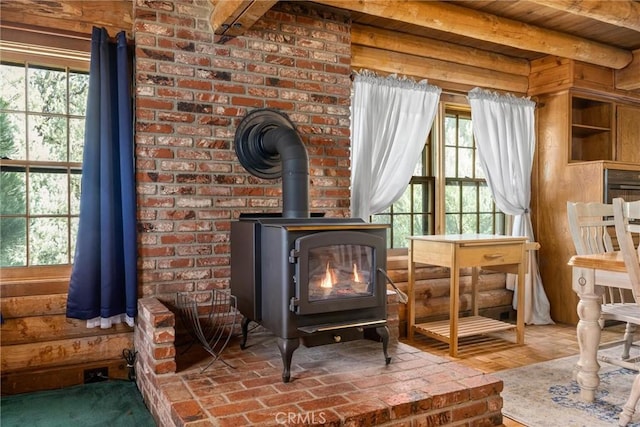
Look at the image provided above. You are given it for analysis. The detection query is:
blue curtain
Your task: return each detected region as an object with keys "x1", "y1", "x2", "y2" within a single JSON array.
[{"x1": 67, "y1": 27, "x2": 137, "y2": 328}]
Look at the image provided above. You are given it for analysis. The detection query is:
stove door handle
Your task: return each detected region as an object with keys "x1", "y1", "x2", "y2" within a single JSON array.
[{"x1": 289, "y1": 297, "x2": 299, "y2": 313}]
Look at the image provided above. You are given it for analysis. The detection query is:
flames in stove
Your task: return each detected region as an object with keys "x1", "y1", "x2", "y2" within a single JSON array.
[
  {"x1": 312, "y1": 261, "x2": 370, "y2": 300},
  {"x1": 319, "y1": 262, "x2": 335, "y2": 290},
  {"x1": 353, "y1": 264, "x2": 361, "y2": 283}
]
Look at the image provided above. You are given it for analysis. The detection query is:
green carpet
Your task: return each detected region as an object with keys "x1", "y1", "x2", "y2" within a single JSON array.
[{"x1": 0, "y1": 380, "x2": 155, "y2": 427}]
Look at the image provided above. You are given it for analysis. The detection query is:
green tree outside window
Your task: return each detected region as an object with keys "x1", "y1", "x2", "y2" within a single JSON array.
[{"x1": 0, "y1": 62, "x2": 88, "y2": 267}]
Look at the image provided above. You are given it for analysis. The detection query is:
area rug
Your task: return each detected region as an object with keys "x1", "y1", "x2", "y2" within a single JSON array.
[
  {"x1": 496, "y1": 351, "x2": 640, "y2": 427},
  {"x1": 0, "y1": 380, "x2": 155, "y2": 427}
]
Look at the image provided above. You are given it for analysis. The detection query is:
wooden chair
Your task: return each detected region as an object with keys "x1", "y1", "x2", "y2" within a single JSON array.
[
  {"x1": 567, "y1": 201, "x2": 638, "y2": 363},
  {"x1": 613, "y1": 198, "x2": 640, "y2": 427}
]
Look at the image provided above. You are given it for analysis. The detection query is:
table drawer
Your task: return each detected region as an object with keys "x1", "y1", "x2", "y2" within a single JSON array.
[{"x1": 457, "y1": 243, "x2": 523, "y2": 267}]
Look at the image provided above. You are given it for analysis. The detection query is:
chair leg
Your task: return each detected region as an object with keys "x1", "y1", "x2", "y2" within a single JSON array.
[
  {"x1": 619, "y1": 373, "x2": 640, "y2": 426},
  {"x1": 622, "y1": 322, "x2": 636, "y2": 360}
]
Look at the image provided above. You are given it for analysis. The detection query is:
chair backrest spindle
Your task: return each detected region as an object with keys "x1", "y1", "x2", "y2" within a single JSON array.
[
  {"x1": 567, "y1": 202, "x2": 616, "y2": 256},
  {"x1": 613, "y1": 198, "x2": 640, "y2": 301},
  {"x1": 568, "y1": 201, "x2": 627, "y2": 305}
]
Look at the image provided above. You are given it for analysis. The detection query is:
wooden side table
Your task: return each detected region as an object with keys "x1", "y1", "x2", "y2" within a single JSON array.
[{"x1": 407, "y1": 234, "x2": 527, "y2": 356}]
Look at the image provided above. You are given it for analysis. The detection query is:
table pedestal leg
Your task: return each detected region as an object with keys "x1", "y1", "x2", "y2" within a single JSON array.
[{"x1": 575, "y1": 293, "x2": 602, "y2": 402}]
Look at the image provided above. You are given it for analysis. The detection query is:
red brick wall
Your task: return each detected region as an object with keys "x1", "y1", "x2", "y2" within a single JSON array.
[
  {"x1": 135, "y1": 297, "x2": 176, "y2": 426},
  {"x1": 133, "y1": 1, "x2": 352, "y2": 303}
]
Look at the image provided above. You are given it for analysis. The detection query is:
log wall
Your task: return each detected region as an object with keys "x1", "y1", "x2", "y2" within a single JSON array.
[{"x1": 0, "y1": 271, "x2": 134, "y2": 395}]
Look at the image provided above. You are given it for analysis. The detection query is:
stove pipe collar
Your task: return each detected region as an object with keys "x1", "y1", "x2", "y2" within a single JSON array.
[{"x1": 234, "y1": 109, "x2": 309, "y2": 218}]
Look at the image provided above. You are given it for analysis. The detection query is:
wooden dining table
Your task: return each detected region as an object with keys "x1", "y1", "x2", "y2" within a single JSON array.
[{"x1": 568, "y1": 250, "x2": 629, "y2": 402}]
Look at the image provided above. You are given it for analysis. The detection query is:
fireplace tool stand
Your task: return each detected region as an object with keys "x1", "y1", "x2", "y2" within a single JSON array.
[{"x1": 175, "y1": 289, "x2": 239, "y2": 373}]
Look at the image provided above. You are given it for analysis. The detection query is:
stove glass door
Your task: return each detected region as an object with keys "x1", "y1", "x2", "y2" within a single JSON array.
[{"x1": 292, "y1": 230, "x2": 384, "y2": 315}]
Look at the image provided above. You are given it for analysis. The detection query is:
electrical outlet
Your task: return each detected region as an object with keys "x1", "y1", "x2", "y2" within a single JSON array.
[{"x1": 84, "y1": 367, "x2": 108, "y2": 383}]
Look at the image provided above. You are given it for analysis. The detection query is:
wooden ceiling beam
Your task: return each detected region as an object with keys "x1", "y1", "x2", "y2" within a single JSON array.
[
  {"x1": 616, "y1": 49, "x2": 640, "y2": 91},
  {"x1": 352, "y1": 45, "x2": 529, "y2": 93},
  {"x1": 352, "y1": 23, "x2": 530, "y2": 77},
  {"x1": 529, "y1": 0, "x2": 640, "y2": 32},
  {"x1": 209, "y1": 0, "x2": 248, "y2": 34},
  {"x1": 315, "y1": 0, "x2": 633, "y2": 69},
  {"x1": 0, "y1": 1, "x2": 132, "y2": 36},
  {"x1": 209, "y1": 0, "x2": 277, "y2": 36}
]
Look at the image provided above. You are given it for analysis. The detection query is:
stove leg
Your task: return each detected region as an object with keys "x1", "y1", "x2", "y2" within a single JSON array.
[
  {"x1": 376, "y1": 326, "x2": 392, "y2": 365},
  {"x1": 276, "y1": 337, "x2": 299, "y2": 383},
  {"x1": 240, "y1": 317, "x2": 251, "y2": 350}
]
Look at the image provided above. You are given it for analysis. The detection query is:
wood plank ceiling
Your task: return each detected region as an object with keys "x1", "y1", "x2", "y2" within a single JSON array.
[
  {"x1": 0, "y1": 1, "x2": 134, "y2": 37},
  {"x1": 1, "y1": 1, "x2": 638, "y2": 91},
  {"x1": 211, "y1": 0, "x2": 640, "y2": 92}
]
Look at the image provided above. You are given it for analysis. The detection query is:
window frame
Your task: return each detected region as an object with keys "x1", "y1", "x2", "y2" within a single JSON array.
[
  {"x1": 0, "y1": 26, "x2": 90, "y2": 278},
  {"x1": 441, "y1": 105, "x2": 505, "y2": 235},
  {"x1": 372, "y1": 95, "x2": 505, "y2": 247}
]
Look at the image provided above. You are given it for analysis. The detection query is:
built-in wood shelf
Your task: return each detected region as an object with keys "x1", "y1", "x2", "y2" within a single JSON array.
[{"x1": 570, "y1": 95, "x2": 613, "y2": 162}]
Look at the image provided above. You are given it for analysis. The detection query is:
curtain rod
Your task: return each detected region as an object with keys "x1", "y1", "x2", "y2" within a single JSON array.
[
  {"x1": 349, "y1": 70, "x2": 528, "y2": 98},
  {"x1": 350, "y1": 71, "x2": 471, "y2": 98},
  {"x1": 1, "y1": 20, "x2": 132, "y2": 44},
  {"x1": 1, "y1": 21, "x2": 92, "y2": 41}
]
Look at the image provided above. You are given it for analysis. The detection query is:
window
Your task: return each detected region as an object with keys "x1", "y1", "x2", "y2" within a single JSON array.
[
  {"x1": 1, "y1": 48, "x2": 89, "y2": 267},
  {"x1": 372, "y1": 103, "x2": 504, "y2": 248},
  {"x1": 371, "y1": 134, "x2": 435, "y2": 248},
  {"x1": 444, "y1": 108, "x2": 504, "y2": 235}
]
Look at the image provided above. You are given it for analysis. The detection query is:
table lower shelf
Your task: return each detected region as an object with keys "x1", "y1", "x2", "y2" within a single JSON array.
[{"x1": 414, "y1": 315, "x2": 516, "y2": 343}]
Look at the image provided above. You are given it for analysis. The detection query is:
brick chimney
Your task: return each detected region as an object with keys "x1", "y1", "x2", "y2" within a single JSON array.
[{"x1": 132, "y1": 1, "x2": 353, "y2": 303}]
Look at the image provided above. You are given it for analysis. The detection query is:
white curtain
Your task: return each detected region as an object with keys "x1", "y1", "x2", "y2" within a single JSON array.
[
  {"x1": 468, "y1": 87, "x2": 554, "y2": 325},
  {"x1": 350, "y1": 72, "x2": 441, "y2": 220}
]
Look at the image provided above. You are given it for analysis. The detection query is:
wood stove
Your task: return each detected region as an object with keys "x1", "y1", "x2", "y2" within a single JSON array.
[{"x1": 230, "y1": 109, "x2": 391, "y2": 382}]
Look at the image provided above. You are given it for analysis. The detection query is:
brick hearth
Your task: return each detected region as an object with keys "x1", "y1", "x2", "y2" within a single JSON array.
[{"x1": 136, "y1": 298, "x2": 503, "y2": 426}]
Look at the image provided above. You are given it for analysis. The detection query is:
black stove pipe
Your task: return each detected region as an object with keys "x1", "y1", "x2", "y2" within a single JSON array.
[
  {"x1": 261, "y1": 126, "x2": 309, "y2": 218},
  {"x1": 234, "y1": 109, "x2": 309, "y2": 218}
]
